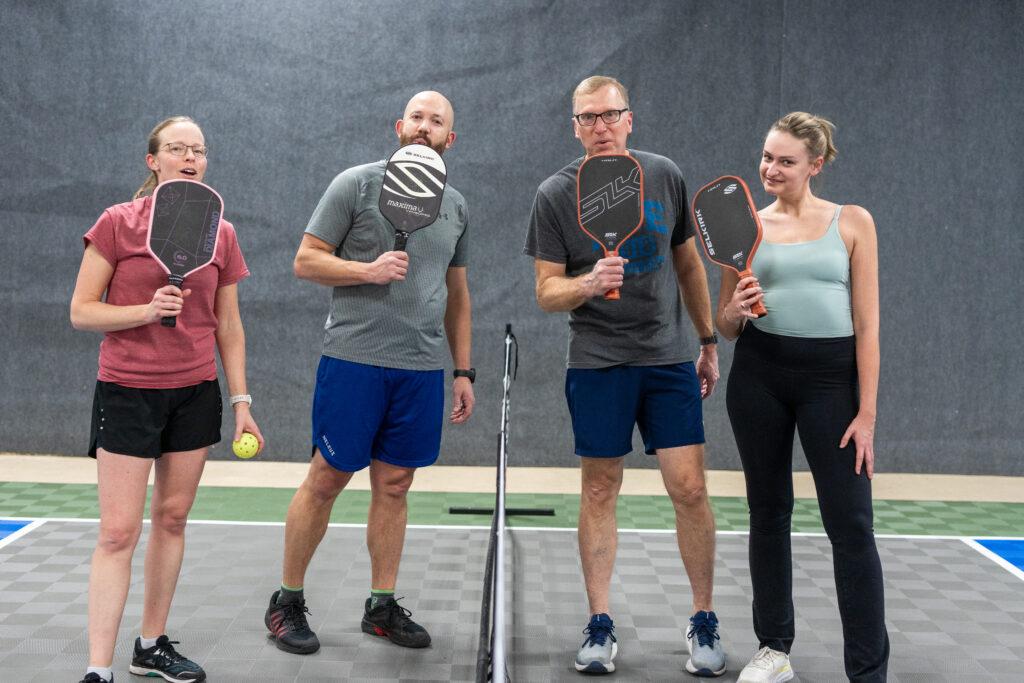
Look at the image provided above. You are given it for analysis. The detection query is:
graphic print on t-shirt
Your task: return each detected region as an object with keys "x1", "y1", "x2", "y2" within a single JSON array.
[{"x1": 590, "y1": 199, "x2": 668, "y2": 275}]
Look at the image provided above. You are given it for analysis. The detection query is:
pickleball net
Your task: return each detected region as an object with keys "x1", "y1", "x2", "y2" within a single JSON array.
[
  {"x1": 449, "y1": 325, "x2": 553, "y2": 681},
  {"x1": 477, "y1": 324, "x2": 516, "y2": 682}
]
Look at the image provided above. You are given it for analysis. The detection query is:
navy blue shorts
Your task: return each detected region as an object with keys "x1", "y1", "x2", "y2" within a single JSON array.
[
  {"x1": 311, "y1": 356, "x2": 444, "y2": 472},
  {"x1": 565, "y1": 362, "x2": 705, "y2": 457}
]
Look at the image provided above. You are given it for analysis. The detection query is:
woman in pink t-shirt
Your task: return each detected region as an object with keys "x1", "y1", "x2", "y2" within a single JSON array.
[{"x1": 70, "y1": 116, "x2": 264, "y2": 683}]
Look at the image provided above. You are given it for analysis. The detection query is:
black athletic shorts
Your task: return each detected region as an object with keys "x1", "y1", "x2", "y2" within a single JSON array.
[{"x1": 88, "y1": 379, "x2": 223, "y2": 459}]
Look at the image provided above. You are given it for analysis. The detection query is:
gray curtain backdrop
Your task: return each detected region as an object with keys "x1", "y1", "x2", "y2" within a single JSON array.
[{"x1": 2, "y1": 1, "x2": 1021, "y2": 474}]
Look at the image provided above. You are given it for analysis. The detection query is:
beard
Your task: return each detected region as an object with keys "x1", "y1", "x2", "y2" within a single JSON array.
[{"x1": 399, "y1": 131, "x2": 446, "y2": 156}]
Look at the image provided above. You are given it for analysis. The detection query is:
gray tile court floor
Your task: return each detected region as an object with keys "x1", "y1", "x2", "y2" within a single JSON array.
[{"x1": 1, "y1": 520, "x2": 1023, "y2": 682}]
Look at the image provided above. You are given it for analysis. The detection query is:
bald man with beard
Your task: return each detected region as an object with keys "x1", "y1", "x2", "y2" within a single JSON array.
[{"x1": 264, "y1": 91, "x2": 474, "y2": 654}]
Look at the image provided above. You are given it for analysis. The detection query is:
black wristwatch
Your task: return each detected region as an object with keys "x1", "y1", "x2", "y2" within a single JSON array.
[
  {"x1": 453, "y1": 368, "x2": 476, "y2": 383},
  {"x1": 699, "y1": 334, "x2": 719, "y2": 346}
]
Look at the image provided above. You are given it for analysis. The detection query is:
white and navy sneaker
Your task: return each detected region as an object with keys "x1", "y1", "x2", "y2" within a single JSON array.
[
  {"x1": 685, "y1": 610, "x2": 726, "y2": 677},
  {"x1": 574, "y1": 613, "x2": 618, "y2": 674}
]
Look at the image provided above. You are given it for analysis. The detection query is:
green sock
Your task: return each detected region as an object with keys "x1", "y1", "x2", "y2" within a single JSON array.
[
  {"x1": 370, "y1": 589, "x2": 395, "y2": 608},
  {"x1": 278, "y1": 584, "x2": 304, "y2": 605}
]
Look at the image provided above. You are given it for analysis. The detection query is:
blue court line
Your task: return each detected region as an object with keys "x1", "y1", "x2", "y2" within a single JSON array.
[{"x1": 975, "y1": 539, "x2": 1024, "y2": 572}]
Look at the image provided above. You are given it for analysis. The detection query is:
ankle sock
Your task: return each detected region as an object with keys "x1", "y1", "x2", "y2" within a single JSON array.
[
  {"x1": 86, "y1": 667, "x2": 113, "y2": 682},
  {"x1": 278, "y1": 585, "x2": 304, "y2": 604},
  {"x1": 370, "y1": 589, "x2": 395, "y2": 608},
  {"x1": 139, "y1": 635, "x2": 159, "y2": 649}
]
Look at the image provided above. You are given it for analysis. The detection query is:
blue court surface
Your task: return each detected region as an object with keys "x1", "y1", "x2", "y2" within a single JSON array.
[
  {"x1": 975, "y1": 539, "x2": 1024, "y2": 572},
  {"x1": 0, "y1": 519, "x2": 31, "y2": 539}
]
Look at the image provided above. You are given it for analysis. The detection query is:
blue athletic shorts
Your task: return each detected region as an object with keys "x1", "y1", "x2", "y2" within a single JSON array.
[
  {"x1": 564, "y1": 362, "x2": 705, "y2": 457},
  {"x1": 312, "y1": 356, "x2": 444, "y2": 472}
]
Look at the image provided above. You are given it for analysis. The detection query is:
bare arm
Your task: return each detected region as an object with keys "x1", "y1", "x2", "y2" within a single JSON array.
[
  {"x1": 293, "y1": 233, "x2": 409, "y2": 286},
  {"x1": 533, "y1": 256, "x2": 626, "y2": 312},
  {"x1": 444, "y1": 266, "x2": 474, "y2": 423},
  {"x1": 672, "y1": 238, "x2": 720, "y2": 397},
  {"x1": 839, "y1": 205, "x2": 880, "y2": 477},
  {"x1": 444, "y1": 266, "x2": 472, "y2": 369},
  {"x1": 672, "y1": 238, "x2": 715, "y2": 339},
  {"x1": 70, "y1": 244, "x2": 189, "y2": 332},
  {"x1": 214, "y1": 283, "x2": 264, "y2": 449}
]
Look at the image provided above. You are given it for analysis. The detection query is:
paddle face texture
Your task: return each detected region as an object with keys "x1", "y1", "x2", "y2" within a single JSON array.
[
  {"x1": 147, "y1": 179, "x2": 224, "y2": 327},
  {"x1": 692, "y1": 176, "x2": 762, "y2": 272},
  {"x1": 577, "y1": 154, "x2": 644, "y2": 252},
  {"x1": 148, "y1": 179, "x2": 223, "y2": 279},
  {"x1": 692, "y1": 175, "x2": 768, "y2": 317},
  {"x1": 379, "y1": 144, "x2": 447, "y2": 237}
]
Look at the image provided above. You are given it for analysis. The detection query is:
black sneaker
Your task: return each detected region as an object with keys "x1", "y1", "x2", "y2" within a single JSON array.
[
  {"x1": 128, "y1": 635, "x2": 205, "y2": 682},
  {"x1": 79, "y1": 674, "x2": 110, "y2": 683},
  {"x1": 360, "y1": 596, "x2": 431, "y2": 648},
  {"x1": 264, "y1": 590, "x2": 321, "y2": 654}
]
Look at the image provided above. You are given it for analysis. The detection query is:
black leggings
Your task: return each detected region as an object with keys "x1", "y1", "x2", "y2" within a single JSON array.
[{"x1": 727, "y1": 324, "x2": 889, "y2": 682}]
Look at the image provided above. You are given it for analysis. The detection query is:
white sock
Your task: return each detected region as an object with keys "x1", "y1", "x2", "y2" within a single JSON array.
[
  {"x1": 86, "y1": 666, "x2": 113, "y2": 682},
  {"x1": 139, "y1": 635, "x2": 159, "y2": 649}
]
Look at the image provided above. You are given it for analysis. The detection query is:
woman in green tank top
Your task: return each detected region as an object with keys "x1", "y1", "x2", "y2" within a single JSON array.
[{"x1": 716, "y1": 113, "x2": 888, "y2": 683}]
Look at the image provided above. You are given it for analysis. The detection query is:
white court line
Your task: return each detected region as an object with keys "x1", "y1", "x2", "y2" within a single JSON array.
[
  {"x1": 961, "y1": 538, "x2": 1024, "y2": 582},
  {"x1": 0, "y1": 519, "x2": 46, "y2": 550},
  {"x1": 0, "y1": 518, "x2": 495, "y2": 532},
  {"x1": 6, "y1": 517, "x2": 1024, "y2": 582},
  {"x1": 511, "y1": 527, "x2": 1024, "y2": 541},
  {"x1": 3, "y1": 516, "x2": 1021, "y2": 542}
]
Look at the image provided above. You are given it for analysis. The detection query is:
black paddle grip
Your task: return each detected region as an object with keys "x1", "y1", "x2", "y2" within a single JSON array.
[
  {"x1": 393, "y1": 231, "x2": 409, "y2": 251},
  {"x1": 161, "y1": 274, "x2": 184, "y2": 328}
]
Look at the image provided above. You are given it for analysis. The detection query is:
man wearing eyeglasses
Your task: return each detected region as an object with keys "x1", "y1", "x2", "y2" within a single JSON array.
[{"x1": 524, "y1": 76, "x2": 726, "y2": 677}]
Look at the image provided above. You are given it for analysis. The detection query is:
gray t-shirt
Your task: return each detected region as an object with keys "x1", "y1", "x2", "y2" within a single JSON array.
[
  {"x1": 306, "y1": 160, "x2": 468, "y2": 370},
  {"x1": 524, "y1": 150, "x2": 696, "y2": 369}
]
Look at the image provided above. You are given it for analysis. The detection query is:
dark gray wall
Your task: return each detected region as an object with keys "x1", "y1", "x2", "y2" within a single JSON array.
[{"x1": 2, "y1": 1, "x2": 1022, "y2": 474}]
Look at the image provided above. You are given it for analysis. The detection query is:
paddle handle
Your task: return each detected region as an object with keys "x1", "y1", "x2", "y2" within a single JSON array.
[
  {"x1": 394, "y1": 231, "x2": 409, "y2": 251},
  {"x1": 603, "y1": 249, "x2": 621, "y2": 301},
  {"x1": 161, "y1": 274, "x2": 184, "y2": 327},
  {"x1": 737, "y1": 268, "x2": 767, "y2": 318}
]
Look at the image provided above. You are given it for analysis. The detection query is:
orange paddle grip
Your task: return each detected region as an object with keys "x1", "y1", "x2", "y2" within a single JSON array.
[
  {"x1": 604, "y1": 250, "x2": 621, "y2": 301},
  {"x1": 738, "y1": 268, "x2": 767, "y2": 318}
]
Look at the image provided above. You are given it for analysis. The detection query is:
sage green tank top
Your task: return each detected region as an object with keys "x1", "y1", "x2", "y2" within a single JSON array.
[{"x1": 750, "y1": 206, "x2": 854, "y2": 338}]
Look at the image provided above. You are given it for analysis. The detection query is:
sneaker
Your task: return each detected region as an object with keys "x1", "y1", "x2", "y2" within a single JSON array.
[
  {"x1": 685, "y1": 610, "x2": 726, "y2": 677},
  {"x1": 574, "y1": 613, "x2": 617, "y2": 674},
  {"x1": 79, "y1": 674, "x2": 110, "y2": 683},
  {"x1": 737, "y1": 646, "x2": 793, "y2": 683},
  {"x1": 361, "y1": 596, "x2": 431, "y2": 648},
  {"x1": 265, "y1": 590, "x2": 321, "y2": 654},
  {"x1": 128, "y1": 635, "x2": 205, "y2": 682}
]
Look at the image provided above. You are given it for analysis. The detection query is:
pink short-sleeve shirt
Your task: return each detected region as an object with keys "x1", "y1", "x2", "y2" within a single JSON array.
[{"x1": 84, "y1": 196, "x2": 250, "y2": 388}]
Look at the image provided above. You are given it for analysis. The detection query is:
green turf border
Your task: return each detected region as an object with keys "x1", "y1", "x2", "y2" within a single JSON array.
[{"x1": 1, "y1": 482, "x2": 1022, "y2": 536}]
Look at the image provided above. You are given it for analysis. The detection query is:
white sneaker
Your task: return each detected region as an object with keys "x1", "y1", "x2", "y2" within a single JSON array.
[{"x1": 737, "y1": 646, "x2": 793, "y2": 683}]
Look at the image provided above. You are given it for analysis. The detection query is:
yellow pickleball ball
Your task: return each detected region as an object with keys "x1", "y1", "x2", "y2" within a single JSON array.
[{"x1": 232, "y1": 432, "x2": 259, "y2": 459}]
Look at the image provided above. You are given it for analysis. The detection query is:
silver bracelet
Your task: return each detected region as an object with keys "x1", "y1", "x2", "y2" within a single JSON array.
[{"x1": 229, "y1": 394, "x2": 252, "y2": 407}]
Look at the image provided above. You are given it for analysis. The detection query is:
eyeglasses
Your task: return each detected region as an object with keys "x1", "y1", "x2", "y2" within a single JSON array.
[
  {"x1": 572, "y1": 108, "x2": 629, "y2": 126},
  {"x1": 161, "y1": 143, "x2": 208, "y2": 158}
]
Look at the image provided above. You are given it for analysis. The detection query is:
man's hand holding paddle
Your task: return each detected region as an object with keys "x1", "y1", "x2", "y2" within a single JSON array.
[
  {"x1": 581, "y1": 256, "x2": 629, "y2": 298},
  {"x1": 365, "y1": 250, "x2": 409, "y2": 284}
]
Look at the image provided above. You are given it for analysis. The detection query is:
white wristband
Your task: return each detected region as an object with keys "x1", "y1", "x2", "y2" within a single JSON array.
[{"x1": 229, "y1": 394, "x2": 252, "y2": 407}]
